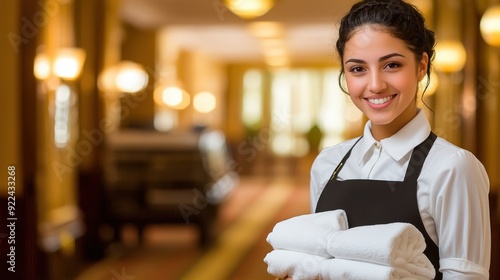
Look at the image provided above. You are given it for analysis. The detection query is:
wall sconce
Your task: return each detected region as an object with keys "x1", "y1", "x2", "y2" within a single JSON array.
[
  {"x1": 480, "y1": 5, "x2": 500, "y2": 47},
  {"x1": 223, "y1": 0, "x2": 275, "y2": 19},
  {"x1": 34, "y1": 53, "x2": 52, "y2": 80},
  {"x1": 98, "y1": 61, "x2": 149, "y2": 94},
  {"x1": 193, "y1": 91, "x2": 217, "y2": 113},
  {"x1": 434, "y1": 40, "x2": 467, "y2": 73},
  {"x1": 33, "y1": 48, "x2": 85, "y2": 149},
  {"x1": 53, "y1": 48, "x2": 86, "y2": 80},
  {"x1": 154, "y1": 84, "x2": 190, "y2": 110},
  {"x1": 34, "y1": 48, "x2": 86, "y2": 81}
]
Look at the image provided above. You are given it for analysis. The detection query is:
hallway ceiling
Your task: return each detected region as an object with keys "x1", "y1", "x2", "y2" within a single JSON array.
[{"x1": 120, "y1": 0, "x2": 359, "y2": 63}]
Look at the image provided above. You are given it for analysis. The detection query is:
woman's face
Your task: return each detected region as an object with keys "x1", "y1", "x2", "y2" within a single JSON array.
[{"x1": 343, "y1": 25, "x2": 428, "y2": 133}]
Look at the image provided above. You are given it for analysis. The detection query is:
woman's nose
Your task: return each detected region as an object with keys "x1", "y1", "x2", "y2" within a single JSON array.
[{"x1": 367, "y1": 71, "x2": 387, "y2": 93}]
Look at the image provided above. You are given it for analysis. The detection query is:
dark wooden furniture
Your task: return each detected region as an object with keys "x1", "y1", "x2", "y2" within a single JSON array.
[{"x1": 102, "y1": 129, "x2": 238, "y2": 245}]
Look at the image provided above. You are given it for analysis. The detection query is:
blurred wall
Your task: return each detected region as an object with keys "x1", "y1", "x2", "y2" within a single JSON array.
[
  {"x1": 177, "y1": 50, "x2": 227, "y2": 130},
  {"x1": 0, "y1": 0, "x2": 21, "y2": 194},
  {"x1": 120, "y1": 23, "x2": 156, "y2": 129},
  {"x1": 430, "y1": 0, "x2": 500, "y2": 192}
]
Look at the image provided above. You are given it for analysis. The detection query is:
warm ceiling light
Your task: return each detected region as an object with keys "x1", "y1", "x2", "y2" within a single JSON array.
[
  {"x1": 247, "y1": 21, "x2": 284, "y2": 38},
  {"x1": 53, "y1": 48, "x2": 86, "y2": 80},
  {"x1": 223, "y1": 0, "x2": 275, "y2": 19},
  {"x1": 434, "y1": 40, "x2": 467, "y2": 73},
  {"x1": 261, "y1": 38, "x2": 285, "y2": 49},
  {"x1": 480, "y1": 6, "x2": 500, "y2": 47},
  {"x1": 265, "y1": 56, "x2": 289, "y2": 67},
  {"x1": 194, "y1": 91, "x2": 217, "y2": 113},
  {"x1": 264, "y1": 47, "x2": 287, "y2": 58}
]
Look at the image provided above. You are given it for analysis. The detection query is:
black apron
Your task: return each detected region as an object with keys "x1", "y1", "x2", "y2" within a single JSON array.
[{"x1": 315, "y1": 132, "x2": 442, "y2": 280}]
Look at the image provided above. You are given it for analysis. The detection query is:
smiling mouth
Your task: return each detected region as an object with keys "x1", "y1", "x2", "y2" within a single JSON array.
[{"x1": 367, "y1": 94, "x2": 397, "y2": 105}]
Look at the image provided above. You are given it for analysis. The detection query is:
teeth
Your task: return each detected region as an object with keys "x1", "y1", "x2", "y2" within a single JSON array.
[{"x1": 368, "y1": 95, "x2": 394, "y2": 105}]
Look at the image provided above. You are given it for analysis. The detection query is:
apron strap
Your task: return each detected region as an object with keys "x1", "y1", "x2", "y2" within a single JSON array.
[
  {"x1": 328, "y1": 136, "x2": 363, "y2": 182},
  {"x1": 404, "y1": 132, "x2": 437, "y2": 182}
]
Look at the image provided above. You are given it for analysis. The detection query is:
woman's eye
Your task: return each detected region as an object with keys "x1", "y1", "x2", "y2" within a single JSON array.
[
  {"x1": 385, "y1": 62, "x2": 401, "y2": 69},
  {"x1": 349, "y1": 66, "x2": 365, "y2": 73}
]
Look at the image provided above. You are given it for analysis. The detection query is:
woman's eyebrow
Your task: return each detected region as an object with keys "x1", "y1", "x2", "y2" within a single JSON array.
[
  {"x1": 379, "y1": 53, "x2": 405, "y2": 61},
  {"x1": 344, "y1": 53, "x2": 405, "y2": 65},
  {"x1": 344, "y1": 58, "x2": 365, "y2": 64}
]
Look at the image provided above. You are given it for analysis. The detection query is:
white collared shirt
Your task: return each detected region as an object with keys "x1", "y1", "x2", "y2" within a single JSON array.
[{"x1": 310, "y1": 110, "x2": 491, "y2": 279}]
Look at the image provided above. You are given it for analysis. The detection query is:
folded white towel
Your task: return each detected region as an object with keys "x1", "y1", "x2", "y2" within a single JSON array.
[
  {"x1": 325, "y1": 222, "x2": 435, "y2": 279},
  {"x1": 319, "y1": 258, "x2": 427, "y2": 280},
  {"x1": 267, "y1": 210, "x2": 348, "y2": 258},
  {"x1": 264, "y1": 249, "x2": 325, "y2": 280},
  {"x1": 264, "y1": 251, "x2": 432, "y2": 280}
]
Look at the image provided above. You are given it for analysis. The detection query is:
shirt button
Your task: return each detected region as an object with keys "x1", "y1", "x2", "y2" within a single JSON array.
[{"x1": 375, "y1": 142, "x2": 381, "y2": 149}]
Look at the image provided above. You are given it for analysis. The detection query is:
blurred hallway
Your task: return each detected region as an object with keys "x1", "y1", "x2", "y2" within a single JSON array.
[{"x1": 1, "y1": 0, "x2": 500, "y2": 279}]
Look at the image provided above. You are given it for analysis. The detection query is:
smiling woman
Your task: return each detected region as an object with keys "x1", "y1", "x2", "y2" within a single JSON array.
[
  {"x1": 264, "y1": 0, "x2": 492, "y2": 279},
  {"x1": 312, "y1": 0, "x2": 491, "y2": 278}
]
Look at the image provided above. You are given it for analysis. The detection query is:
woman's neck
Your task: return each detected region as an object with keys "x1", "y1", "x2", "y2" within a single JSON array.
[{"x1": 371, "y1": 106, "x2": 418, "y2": 141}]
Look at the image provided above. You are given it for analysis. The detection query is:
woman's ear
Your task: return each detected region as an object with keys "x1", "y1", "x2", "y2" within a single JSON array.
[{"x1": 417, "y1": 52, "x2": 429, "y2": 82}]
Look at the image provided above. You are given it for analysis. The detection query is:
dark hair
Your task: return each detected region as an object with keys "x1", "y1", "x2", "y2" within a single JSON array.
[{"x1": 336, "y1": 0, "x2": 436, "y2": 94}]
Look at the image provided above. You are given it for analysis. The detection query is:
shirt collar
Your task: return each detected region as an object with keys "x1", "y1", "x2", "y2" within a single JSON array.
[{"x1": 359, "y1": 109, "x2": 432, "y2": 162}]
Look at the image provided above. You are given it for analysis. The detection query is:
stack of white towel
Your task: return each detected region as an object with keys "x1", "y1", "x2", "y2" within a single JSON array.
[{"x1": 264, "y1": 210, "x2": 436, "y2": 280}]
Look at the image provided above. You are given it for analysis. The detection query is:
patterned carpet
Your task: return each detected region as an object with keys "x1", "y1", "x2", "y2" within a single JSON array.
[{"x1": 75, "y1": 176, "x2": 311, "y2": 280}]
